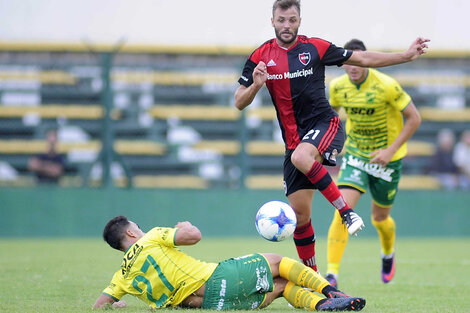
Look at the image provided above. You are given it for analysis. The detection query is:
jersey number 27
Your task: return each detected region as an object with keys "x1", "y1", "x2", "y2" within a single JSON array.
[{"x1": 132, "y1": 255, "x2": 175, "y2": 307}]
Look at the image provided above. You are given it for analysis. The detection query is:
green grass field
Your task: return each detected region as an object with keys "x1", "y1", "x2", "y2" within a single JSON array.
[{"x1": 1, "y1": 237, "x2": 469, "y2": 313}]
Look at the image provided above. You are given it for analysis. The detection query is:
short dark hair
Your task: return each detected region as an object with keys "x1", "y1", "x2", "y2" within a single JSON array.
[
  {"x1": 344, "y1": 39, "x2": 367, "y2": 51},
  {"x1": 273, "y1": 0, "x2": 300, "y2": 16},
  {"x1": 103, "y1": 216, "x2": 130, "y2": 250}
]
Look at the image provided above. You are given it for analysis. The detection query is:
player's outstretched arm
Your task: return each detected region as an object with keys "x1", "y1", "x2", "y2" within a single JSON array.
[
  {"x1": 345, "y1": 37, "x2": 430, "y2": 68},
  {"x1": 93, "y1": 294, "x2": 126, "y2": 309},
  {"x1": 234, "y1": 61, "x2": 267, "y2": 110},
  {"x1": 174, "y1": 221, "x2": 202, "y2": 245}
]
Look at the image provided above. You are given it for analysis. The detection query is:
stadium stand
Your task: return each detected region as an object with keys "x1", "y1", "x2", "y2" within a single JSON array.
[{"x1": 0, "y1": 44, "x2": 469, "y2": 189}]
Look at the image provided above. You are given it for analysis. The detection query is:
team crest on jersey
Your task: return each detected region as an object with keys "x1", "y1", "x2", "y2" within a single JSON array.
[{"x1": 298, "y1": 52, "x2": 311, "y2": 65}]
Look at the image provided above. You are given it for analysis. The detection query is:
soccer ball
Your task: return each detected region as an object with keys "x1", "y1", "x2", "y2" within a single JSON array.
[{"x1": 255, "y1": 201, "x2": 297, "y2": 242}]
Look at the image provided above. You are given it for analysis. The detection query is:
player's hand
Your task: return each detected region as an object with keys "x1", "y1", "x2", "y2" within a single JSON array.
[
  {"x1": 406, "y1": 37, "x2": 430, "y2": 61},
  {"x1": 112, "y1": 300, "x2": 127, "y2": 308},
  {"x1": 369, "y1": 148, "x2": 394, "y2": 166},
  {"x1": 175, "y1": 221, "x2": 193, "y2": 229},
  {"x1": 253, "y1": 61, "x2": 268, "y2": 87},
  {"x1": 174, "y1": 221, "x2": 202, "y2": 245}
]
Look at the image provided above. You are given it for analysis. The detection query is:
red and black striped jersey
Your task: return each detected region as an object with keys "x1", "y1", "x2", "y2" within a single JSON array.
[{"x1": 238, "y1": 35, "x2": 352, "y2": 150}]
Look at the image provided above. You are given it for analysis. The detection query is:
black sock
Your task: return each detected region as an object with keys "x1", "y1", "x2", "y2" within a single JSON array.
[
  {"x1": 321, "y1": 285, "x2": 337, "y2": 297},
  {"x1": 315, "y1": 298, "x2": 328, "y2": 310},
  {"x1": 382, "y1": 257, "x2": 394, "y2": 273},
  {"x1": 340, "y1": 208, "x2": 353, "y2": 218}
]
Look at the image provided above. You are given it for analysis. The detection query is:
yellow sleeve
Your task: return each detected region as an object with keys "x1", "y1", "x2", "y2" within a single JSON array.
[
  {"x1": 386, "y1": 78, "x2": 411, "y2": 112},
  {"x1": 102, "y1": 271, "x2": 127, "y2": 301},
  {"x1": 146, "y1": 227, "x2": 178, "y2": 247}
]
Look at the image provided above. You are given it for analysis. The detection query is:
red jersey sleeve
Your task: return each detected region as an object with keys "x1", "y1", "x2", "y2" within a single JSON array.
[{"x1": 308, "y1": 37, "x2": 352, "y2": 66}]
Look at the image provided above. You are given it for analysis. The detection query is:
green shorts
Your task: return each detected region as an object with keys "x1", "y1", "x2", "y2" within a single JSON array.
[
  {"x1": 337, "y1": 152, "x2": 402, "y2": 207},
  {"x1": 202, "y1": 253, "x2": 274, "y2": 310}
]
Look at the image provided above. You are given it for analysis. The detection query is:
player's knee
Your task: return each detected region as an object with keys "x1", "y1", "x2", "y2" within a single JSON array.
[
  {"x1": 262, "y1": 253, "x2": 283, "y2": 275},
  {"x1": 371, "y1": 211, "x2": 389, "y2": 222},
  {"x1": 260, "y1": 278, "x2": 287, "y2": 309},
  {"x1": 273, "y1": 277, "x2": 288, "y2": 294},
  {"x1": 290, "y1": 149, "x2": 302, "y2": 168},
  {"x1": 371, "y1": 204, "x2": 391, "y2": 222},
  {"x1": 291, "y1": 149, "x2": 311, "y2": 172},
  {"x1": 291, "y1": 145, "x2": 321, "y2": 171},
  {"x1": 263, "y1": 252, "x2": 282, "y2": 262}
]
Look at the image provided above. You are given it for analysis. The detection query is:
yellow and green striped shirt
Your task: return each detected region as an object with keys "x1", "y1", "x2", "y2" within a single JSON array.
[
  {"x1": 329, "y1": 68, "x2": 411, "y2": 161},
  {"x1": 102, "y1": 227, "x2": 217, "y2": 309}
]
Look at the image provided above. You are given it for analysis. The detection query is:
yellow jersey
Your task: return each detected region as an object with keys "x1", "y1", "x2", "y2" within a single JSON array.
[
  {"x1": 329, "y1": 68, "x2": 411, "y2": 161},
  {"x1": 102, "y1": 227, "x2": 218, "y2": 309}
]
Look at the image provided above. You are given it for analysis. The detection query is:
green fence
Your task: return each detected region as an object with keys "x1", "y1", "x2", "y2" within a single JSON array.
[{"x1": 0, "y1": 188, "x2": 468, "y2": 237}]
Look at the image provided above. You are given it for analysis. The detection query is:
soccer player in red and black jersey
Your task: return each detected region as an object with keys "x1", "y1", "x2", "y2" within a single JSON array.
[{"x1": 235, "y1": 0, "x2": 429, "y2": 272}]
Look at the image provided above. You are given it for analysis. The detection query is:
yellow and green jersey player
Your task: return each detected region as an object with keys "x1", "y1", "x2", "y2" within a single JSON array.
[
  {"x1": 94, "y1": 216, "x2": 366, "y2": 311},
  {"x1": 325, "y1": 39, "x2": 422, "y2": 287},
  {"x1": 101, "y1": 226, "x2": 216, "y2": 308}
]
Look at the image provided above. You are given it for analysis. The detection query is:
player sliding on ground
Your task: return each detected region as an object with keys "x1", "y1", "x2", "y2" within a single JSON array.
[
  {"x1": 93, "y1": 216, "x2": 366, "y2": 311},
  {"x1": 235, "y1": 0, "x2": 429, "y2": 272}
]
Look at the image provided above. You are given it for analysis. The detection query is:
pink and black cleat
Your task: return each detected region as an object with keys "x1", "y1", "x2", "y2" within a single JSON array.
[{"x1": 382, "y1": 255, "x2": 396, "y2": 283}]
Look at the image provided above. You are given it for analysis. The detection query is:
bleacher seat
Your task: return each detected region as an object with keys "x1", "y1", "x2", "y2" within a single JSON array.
[
  {"x1": 418, "y1": 107, "x2": 470, "y2": 122},
  {"x1": 114, "y1": 140, "x2": 166, "y2": 155},
  {"x1": 148, "y1": 105, "x2": 239, "y2": 120},
  {"x1": 0, "y1": 105, "x2": 104, "y2": 119},
  {"x1": 113, "y1": 70, "x2": 238, "y2": 86},
  {"x1": 133, "y1": 175, "x2": 208, "y2": 189},
  {"x1": 0, "y1": 69, "x2": 77, "y2": 84}
]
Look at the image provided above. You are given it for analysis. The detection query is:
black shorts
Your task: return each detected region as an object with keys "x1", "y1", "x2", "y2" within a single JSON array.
[{"x1": 283, "y1": 115, "x2": 346, "y2": 196}]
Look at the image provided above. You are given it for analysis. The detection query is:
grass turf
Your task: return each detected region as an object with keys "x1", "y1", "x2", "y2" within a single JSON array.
[{"x1": 0, "y1": 237, "x2": 469, "y2": 312}]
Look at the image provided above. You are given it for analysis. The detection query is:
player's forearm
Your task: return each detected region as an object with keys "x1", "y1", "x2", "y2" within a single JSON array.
[
  {"x1": 348, "y1": 51, "x2": 411, "y2": 68},
  {"x1": 174, "y1": 221, "x2": 202, "y2": 245},
  {"x1": 347, "y1": 37, "x2": 429, "y2": 68},
  {"x1": 93, "y1": 294, "x2": 115, "y2": 309},
  {"x1": 92, "y1": 302, "x2": 107, "y2": 309},
  {"x1": 234, "y1": 84, "x2": 262, "y2": 110},
  {"x1": 389, "y1": 113, "x2": 421, "y2": 153}
]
